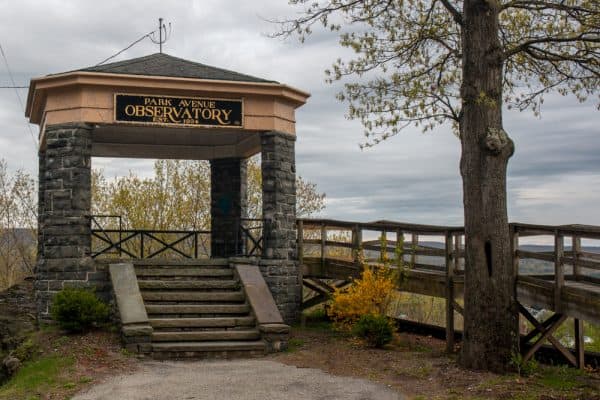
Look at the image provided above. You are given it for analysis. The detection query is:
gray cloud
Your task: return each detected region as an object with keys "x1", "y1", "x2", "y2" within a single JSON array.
[{"x1": 0, "y1": 0, "x2": 599, "y2": 228}]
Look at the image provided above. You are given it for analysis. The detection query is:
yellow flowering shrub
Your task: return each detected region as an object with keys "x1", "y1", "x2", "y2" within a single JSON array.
[{"x1": 327, "y1": 262, "x2": 397, "y2": 329}]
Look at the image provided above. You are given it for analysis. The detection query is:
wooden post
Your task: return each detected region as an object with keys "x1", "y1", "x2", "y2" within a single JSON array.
[
  {"x1": 511, "y1": 228, "x2": 520, "y2": 277},
  {"x1": 352, "y1": 224, "x2": 362, "y2": 266},
  {"x1": 554, "y1": 232, "x2": 564, "y2": 312},
  {"x1": 396, "y1": 229, "x2": 404, "y2": 267},
  {"x1": 573, "y1": 235, "x2": 581, "y2": 281},
  {"x1": 298, "y1": 220, "x2": 304, "y2": 265},
  {"x1": 453, "y1": 233, "x2": 461, "y2": 274},
  {"x1": 320, "y1": 223, "x2": 327, "y2": 269},
  {"x1": 380, "y1": 230, "x2": 387, "y2": 262},
  {"x1": 574, "y1": 318, "x2": 585, "y2": 369},
  {"x1": 445, "y1": 231, "x2": 455, "y2": 353},
  {"x1": 411, "y1": 233, "x2": 418, "y2": 267}
]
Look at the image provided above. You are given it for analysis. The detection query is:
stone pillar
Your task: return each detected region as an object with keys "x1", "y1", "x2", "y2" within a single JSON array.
[
  {"x1": 36, "y1": 150, "x2": 46, "y2": 268},
  {"x1": 210, "y1": 158, "x2": 247, "y2": 257},
  {"x1": 260, "y1": 131, "x2": 300, "y2": 323},
  {"x1": 35, "y1": 123, "x2": 106, "y2": 321}
]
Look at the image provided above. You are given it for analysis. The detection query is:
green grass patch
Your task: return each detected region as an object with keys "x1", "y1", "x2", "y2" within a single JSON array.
[
  {"x1": 78, "y1": 376, "x2": 93, "y2": 384},
  {"x1": 535, "y1": 365, "x2": 584, "y2": 391},
  {"x1": 0, "y1": 355, "x2": 75, "y2": 400},
  {"x1": 51, "y1": 335, "x2": 70, "y2": 348},
  {"x1": 303, "y1": 307, "x2": 329, "y2": 321},
  {"x1": 305, "y1": 320, "x2": 334, "y2": 332},
  {"x1": 286, "y1": 338, "x2": 305, "y2": 352}
]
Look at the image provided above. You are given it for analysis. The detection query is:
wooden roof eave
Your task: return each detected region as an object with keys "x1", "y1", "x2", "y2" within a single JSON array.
[{"x1": 26, "y1": 71, "x2": 310, "y2": 124}]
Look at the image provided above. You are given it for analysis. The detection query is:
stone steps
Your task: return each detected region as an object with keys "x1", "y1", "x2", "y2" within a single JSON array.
[
  {"x1": 135, "y1": 267, "x2": 233, "y2": 278},
  {"x1": 134, "y1": 263, "x2": 265, "y2": 359},
  {"x1": 151, "y1": 340, "x2": 266, "y2": 360},
  {"x1": 138, "y1": 280, "x2": 239, "y2": 290},
  {"x1": 152, "y1": 329, "x2": 260, "y2": 342},
  {"x1": 141, "y1": 291, "x2": 245, "y2": 302},
  {"x1": 150, "y1": 316, "x2": 256, "y2": 329},
  {"x1": 145, "y1": 304, "x2": 250, "y2": 315}
]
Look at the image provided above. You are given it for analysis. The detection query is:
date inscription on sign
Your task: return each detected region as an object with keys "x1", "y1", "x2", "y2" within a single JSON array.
[{"x1": 114, "y1": 94, "x2": 243, "y2": 128}]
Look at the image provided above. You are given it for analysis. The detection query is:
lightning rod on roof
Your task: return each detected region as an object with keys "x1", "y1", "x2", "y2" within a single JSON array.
[{"x1": 150, "y1": 18, "x2": 172, "y2": 53}]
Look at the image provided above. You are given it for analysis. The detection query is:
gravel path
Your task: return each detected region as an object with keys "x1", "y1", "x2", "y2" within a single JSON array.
[{"x1": 73, "y1": 359, "x2": 402, "y2": 400}]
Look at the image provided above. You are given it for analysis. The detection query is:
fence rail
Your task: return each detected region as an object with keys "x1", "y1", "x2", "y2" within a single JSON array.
[
  {"x1": 91, "y1": 217, "x2": 263, "y2": 259},
  {"x1": 297, "y1": 219, "x2": 600, "y2": 282},
  {"x1": 297, "y1": 218, "x2": 600, "y2": 367},
  {"x1": 92, "y1": 229, "x2": 211, "y2": 259}
]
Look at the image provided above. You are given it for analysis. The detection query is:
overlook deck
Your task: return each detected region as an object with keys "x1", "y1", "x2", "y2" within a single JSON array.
[{"x1": 298, "y1": 219, "x2": 600, "y2": 368}]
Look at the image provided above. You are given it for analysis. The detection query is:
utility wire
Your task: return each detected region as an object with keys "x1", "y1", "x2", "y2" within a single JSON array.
[
  {"x1": 96, "y1": 29, "x2": 157, "y2": 66},
  {"x1": 0, "y1": 86, "x2": 28, "y2": 88},
  {"x1": 0, "y1": 41, "x2": 38, "y2": 149}
]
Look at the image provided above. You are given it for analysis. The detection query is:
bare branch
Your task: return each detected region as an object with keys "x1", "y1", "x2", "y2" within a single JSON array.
[
  {"x1": 504, "y1": 33, "x2": 600, "y2": 59},
  {"x1": 439, "y1": 0, "x2": 464, "y2": 25}
]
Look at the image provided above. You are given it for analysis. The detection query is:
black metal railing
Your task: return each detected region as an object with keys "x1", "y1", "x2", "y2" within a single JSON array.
[
  {"x1": 91, "y1": 216, "x2": 264, "y2": 259},
  {"x1": 238, "y1": 218, "x2": 263, "y2": 256},
  {"x1": 91, "y1": 229, "x2": 211, "y2": 259}
]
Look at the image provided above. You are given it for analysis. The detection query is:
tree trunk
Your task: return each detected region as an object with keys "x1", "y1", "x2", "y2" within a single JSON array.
[{"x1": 459, "y1": 0, "x2": 519, "y2": 372}]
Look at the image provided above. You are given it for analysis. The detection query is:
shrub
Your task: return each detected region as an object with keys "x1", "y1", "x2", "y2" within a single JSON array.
[
  {"x1": 50, "y1": 288, "x2": 109, "y2": 333},
  {"x1": 510, "y1": 351, "x2": 539, "y2": 377},
  {"x1": 11, "y1": 338, "x2": 39, "y2": 362},
  {"x1": 327, "y1": 263, "x2": 397, "y2": 329},
  {"x1": 353, "y1": 314, "x2": 394, "y2": 348}
]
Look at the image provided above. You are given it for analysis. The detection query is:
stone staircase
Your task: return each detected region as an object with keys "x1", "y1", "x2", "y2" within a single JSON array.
[{"x1": 117, "y1": 259, "x2": 273, "y2": 359}]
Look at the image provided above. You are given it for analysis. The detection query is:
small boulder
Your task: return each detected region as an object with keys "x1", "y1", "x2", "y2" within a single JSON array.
[{"x1": 3, "y1": 356, "x2": 21, "y2": 375}]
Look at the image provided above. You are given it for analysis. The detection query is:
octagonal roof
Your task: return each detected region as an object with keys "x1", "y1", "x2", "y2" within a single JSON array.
[{"x1": 72, "y1": 53, "x2": 277, "y2": 83}]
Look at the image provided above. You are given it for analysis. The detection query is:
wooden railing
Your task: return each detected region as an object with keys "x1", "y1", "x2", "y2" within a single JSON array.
[
  {"x1": 297, "y1": 219, "x2": 600, "y2": 362},
  {"x1": 512, "y1": 222, "x2": 600, "y2": 285},
  {"x1": 297, "y1": 219, "x2": 600, "y2": 283},
  {"x1": 297, "y1": 218, "x2": 466, "y2": 351},
  {"x1": 297, "y1": 218, "x2": 465, "y2": 271}
]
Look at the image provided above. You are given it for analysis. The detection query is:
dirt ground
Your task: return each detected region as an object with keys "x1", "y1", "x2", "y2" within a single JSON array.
[
  {"x1": 4, "y1": 323, "x2": 600, "y2": 399},
  {"x1": 269, "y1": 323, "x2": 600, "y2": 400},
  {"x1": 2, "y1": 328, "x2": 138, "y2": 400}
]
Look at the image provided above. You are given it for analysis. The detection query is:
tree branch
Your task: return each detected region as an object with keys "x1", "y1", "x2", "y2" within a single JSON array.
[
  {"x1": 439, "y1": 0, "x2": 463, "y2": 25},
  {"x1": 504, "y1": 33, "x2": 600, "y2": 59}
]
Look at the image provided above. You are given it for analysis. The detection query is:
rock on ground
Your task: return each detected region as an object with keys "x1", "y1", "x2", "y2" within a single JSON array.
[{"x1": 73, "y1": 359, "x2": 402, "y2": 400}]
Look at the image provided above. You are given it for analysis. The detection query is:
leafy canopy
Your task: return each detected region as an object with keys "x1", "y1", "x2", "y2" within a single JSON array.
[
  {"x1": 273, "y1": 0, "x2": 599, "y2": 145},
  {"x1": 92, "y1": 157, "x2": 326, "y2": 230}
]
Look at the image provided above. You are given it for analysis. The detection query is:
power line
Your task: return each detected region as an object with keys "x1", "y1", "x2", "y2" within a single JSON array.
[
  {"x1": 0, "y1": 86, "x2": 28, "y2": 89},
  {"x1": 96, "y1": 29, "x2": 157, "y2": 66},
  {"x1": 97, "y1": 18, "x2": 173, "y2": 66},
  {"x1": 0, "y1": 42, "x2": 38, "y2": 150}
]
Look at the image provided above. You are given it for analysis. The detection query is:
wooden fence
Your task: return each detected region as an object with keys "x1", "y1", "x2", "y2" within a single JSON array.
[{"x1": 298, "y1": 218, "x2": 600, "y2": 368}]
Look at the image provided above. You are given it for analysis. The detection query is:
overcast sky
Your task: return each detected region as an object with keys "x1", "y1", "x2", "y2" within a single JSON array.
[{"x1": 0, "y1": 0, "x2": 598, "y2": 229}]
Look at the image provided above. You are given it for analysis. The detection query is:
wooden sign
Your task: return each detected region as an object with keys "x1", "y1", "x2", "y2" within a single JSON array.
[{"x1": 114, "y1": 94, "x2": 243, "y2": 128}]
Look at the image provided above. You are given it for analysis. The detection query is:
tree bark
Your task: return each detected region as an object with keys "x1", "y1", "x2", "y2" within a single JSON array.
[{"x1": 459, "y1": 0, "x2": 519, "y2": 372}]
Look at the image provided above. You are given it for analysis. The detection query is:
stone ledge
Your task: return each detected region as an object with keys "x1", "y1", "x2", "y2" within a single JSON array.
[
  {"x1": 44, "y1": 122, "x2": 94, "y2": 132},
  {"x1": 109, "y1": 263, "x2": 148, "y2": 325},
  {"x1": 234, "y1": 264, "x2": 284, "y2": 325},
  {"x1": 123, "y1": 323, "x2": 153, "y2": 337},
  {"x1": 259, "y1": 323, "x2": 290, "y2": 335},
  {"x1": 109, "y1": 263, "x2": 153, "y2": 354},
  {"x1": 260, "y1": 130, "x2": 297, "y2": 141}
]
